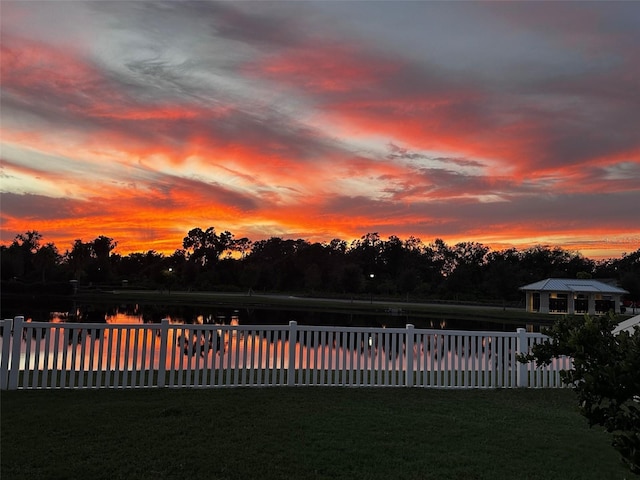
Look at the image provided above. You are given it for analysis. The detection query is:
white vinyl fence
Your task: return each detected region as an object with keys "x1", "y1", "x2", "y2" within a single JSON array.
[{"x1": 0, "y1": 317, "x2": 572, "y2": 390}]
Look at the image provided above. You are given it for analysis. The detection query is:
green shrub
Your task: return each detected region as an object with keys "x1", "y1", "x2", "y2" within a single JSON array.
[{"x1": 519, "y1": 313, "x2": 640, "y2": 475}]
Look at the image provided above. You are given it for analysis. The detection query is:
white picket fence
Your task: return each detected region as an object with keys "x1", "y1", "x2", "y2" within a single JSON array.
[{"x1": 0, "y1": 317, "x2": 572, "y2": 390}]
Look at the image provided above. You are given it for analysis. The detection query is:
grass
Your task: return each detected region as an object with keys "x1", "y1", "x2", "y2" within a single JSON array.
[{"x1": 1, "y1": 388, "x2": 630, "y2": 480}]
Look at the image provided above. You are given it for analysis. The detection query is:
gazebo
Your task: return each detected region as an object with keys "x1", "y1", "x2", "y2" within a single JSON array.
[{"x1": 520, "y1": 278, "x2": 628, "y2": 315}]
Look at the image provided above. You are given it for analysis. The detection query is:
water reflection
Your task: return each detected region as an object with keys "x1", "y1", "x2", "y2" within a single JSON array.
[
  {"x1": 3, "y1": 299, "x2": 539, "y2": 332},
  {"x1": 45, "y1": 304, "x2": 243, "y2": 326},
  {"x1": 7, "y1": 318, "x2": 569, "y2": 390},
  {"x1": 177, "y1": 314, "x2": 235, "y2": 357}
]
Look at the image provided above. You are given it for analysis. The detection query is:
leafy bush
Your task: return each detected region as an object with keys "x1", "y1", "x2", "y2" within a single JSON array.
[{"x1": 519, "y1": 314, "x2": 640, "y2": 474}]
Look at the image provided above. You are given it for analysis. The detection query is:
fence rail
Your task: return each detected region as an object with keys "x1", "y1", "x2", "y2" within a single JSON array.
[{"x1": 0, "y1": 317, "x2": 572, "y2": 390}]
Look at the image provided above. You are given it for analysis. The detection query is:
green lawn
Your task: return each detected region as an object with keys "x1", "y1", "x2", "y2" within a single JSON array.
[{"x1": 1, "y1": 388, "x2": 630, "y2": 480}]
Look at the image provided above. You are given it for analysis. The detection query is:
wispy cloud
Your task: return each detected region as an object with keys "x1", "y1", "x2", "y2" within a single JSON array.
[{"x1": 1, "y1": 0, "x2": 638, "y2": 259}]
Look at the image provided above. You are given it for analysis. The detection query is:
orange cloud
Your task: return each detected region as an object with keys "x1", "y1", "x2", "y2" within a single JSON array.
[{"x1": 2, "y1": 3, "x2": 638, "y2": 261}]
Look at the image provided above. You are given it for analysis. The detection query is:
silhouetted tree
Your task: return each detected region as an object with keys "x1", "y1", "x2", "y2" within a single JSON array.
[
  {"x1": 430, "y1": 238, "x2": 455, "y2": 278},
  {"x1": 183, "y1": 227, "x2": 234, "y2": 267},
  {"x1": 481, "y1": 248, "x2": 524, "y2": 301},
  {"x1": 443, "y1": 242, "x2": 490, "y2": 299},
  {"x1": 64, "y1": 240, "x2": 93, "y2": 281},
  {"x1": 2, "y1": 228, "x2": 636, "y2": 302},
  {"x1": 33, "y1": 242, "x2": 61, "y2": 283},
  {"x1": 348, "y1": 233, "x2": 383, "y2": 276},
  {"x1": 10, "y1": 231, "x2": 42, "y2": 278},
  {"x1": 233, "y1": 237, "x2": 252, "y2": 258}
]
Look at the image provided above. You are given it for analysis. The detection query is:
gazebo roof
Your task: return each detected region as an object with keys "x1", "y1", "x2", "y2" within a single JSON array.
[{"x1": 519, "y1": 278, "x2": 628, "y2": 294}]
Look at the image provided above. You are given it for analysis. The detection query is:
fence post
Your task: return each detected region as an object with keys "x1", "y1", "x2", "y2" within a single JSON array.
[
  {"x1": 8, "y1": 316, "x2": 25, "y2": 390},
  {"x1": 516, "y1": 328, "x2": 528, "y2": 388},
  {"x1": 406, "y1": 324, "x2": 415, "y2": 387},
  {"x1": 1, "y1": 319, "x2": 14, "y2": 390},
  {"x1": 287, "y1": 321, "x2": 297, "y2": 386},
  {"x1": 157, "y1": 319, "x2": 170, "y2": 387}
]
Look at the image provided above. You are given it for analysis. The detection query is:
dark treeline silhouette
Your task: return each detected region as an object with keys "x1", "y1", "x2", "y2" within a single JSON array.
[{"x1": 2, "y1": 228, "x2": 639, "y2": 305}]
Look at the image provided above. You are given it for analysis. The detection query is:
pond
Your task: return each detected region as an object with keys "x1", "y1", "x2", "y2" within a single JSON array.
[{"x1": 0, "y1": 296, "x2": 540, "y2": 332}]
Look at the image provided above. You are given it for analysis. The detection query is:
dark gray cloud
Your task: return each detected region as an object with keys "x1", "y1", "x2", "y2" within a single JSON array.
[
  {"x1": 2, "y1": 0, "x2": 639, "y2": 257},
  {"x1": 0, "y1": 192, "x2": 98, "y2": 220},
  {"x1": 1, "y1": 31, "x2": 346, "y2": 167},
  {"x1": 154, "y1": 174, "x2": 259, "y2": 212},
  {"x1": 321, "y1": 190, "x2": 640, "y2": 241}
]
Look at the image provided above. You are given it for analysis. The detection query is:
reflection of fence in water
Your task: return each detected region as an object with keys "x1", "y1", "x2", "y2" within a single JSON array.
[
  {"x1": 6, "y1": 323, "x2": 164, "y2": 388},
  {"x1": 0, "y1": 318, "x2": 572, "y2": 389}
]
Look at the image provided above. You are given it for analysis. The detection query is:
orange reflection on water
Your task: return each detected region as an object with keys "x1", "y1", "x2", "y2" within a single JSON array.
[{"x1": 106, "y1": 312, "x2": 143, "y2": 324}]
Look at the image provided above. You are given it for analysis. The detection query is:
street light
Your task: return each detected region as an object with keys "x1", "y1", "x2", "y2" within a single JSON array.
[
  {"x1": 164, "y1": 268, "x2": 174, "y2": 295},
  {"x1": 369, "y1": 273, "x2": 375, "y2": 303}
]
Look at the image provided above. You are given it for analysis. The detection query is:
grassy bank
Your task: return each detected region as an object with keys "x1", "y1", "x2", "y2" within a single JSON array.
[
  {"x1": 72, "y1": 289, "x2": 556, "y2": 327},
  {"x1": 1, "y1": 388, "x2": 628, "y2": 480}
]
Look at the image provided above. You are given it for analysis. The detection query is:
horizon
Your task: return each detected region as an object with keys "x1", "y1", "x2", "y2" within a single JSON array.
[
  {"x1": 1, "y1": 1, "x2": 639, "y2": 260},
  {"x1": 1, "y1": 228, "x2": 637, "y2": 263}
]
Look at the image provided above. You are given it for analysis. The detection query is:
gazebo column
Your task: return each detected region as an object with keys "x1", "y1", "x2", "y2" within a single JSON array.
[
  {"x1": 614, "y1": 295, "x2": 622, "y2": 314},
  {"x1": 568, "y1": 294, "x2": 575, "y2": 315},
  {"x1": 588, "y1": 294, "x2": 596, "y2": 315},
  {"x1": 539, "y1": 292, "x2": 549, "y2": 313}
]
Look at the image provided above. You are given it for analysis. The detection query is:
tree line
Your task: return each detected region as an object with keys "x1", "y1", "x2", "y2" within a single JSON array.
[{"x1": 2, "y1": 228, "x2": 639, "y2": 304}]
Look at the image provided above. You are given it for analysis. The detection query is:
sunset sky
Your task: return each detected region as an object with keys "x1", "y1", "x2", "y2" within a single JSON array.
[{"x1": 1, "y1": 1, "x2": 639, "y2": 259}]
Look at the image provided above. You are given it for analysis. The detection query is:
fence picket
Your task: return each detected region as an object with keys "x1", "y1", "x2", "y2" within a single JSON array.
[
  {"x1": 1, "y1": 319, "x2": 576, "y2": 391},
  {"x1": 1, "y1": 320, "x2": 12, "y2": 389}
]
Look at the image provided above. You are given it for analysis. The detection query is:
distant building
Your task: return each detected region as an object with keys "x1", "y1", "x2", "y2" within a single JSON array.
[{"x1": 520, "y1": 278, "x2": 628, "y2": 315}]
